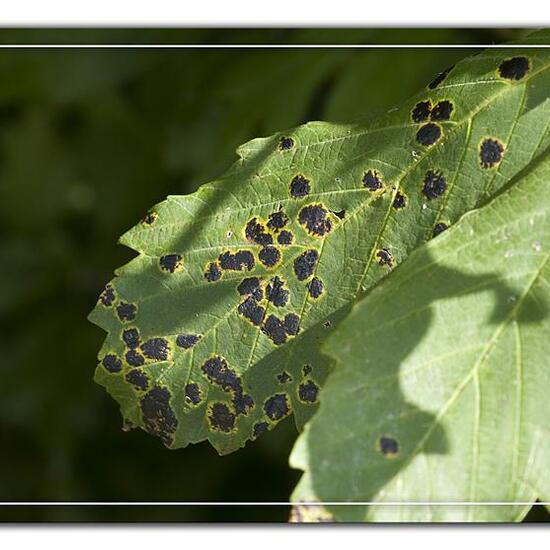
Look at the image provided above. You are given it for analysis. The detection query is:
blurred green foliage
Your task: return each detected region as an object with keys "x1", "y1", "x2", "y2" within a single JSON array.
[{"x1": 1, "y1": 27, "x2": 543, "y2": 522}]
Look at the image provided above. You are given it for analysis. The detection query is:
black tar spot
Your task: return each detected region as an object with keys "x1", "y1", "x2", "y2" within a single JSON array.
[
  {"x1": 279, "y1": 136, "x2": 294, "y2": 150},
  {"x1": 209, "y1": 402, "x2": 235, "y2": 432},
  {"x1": 204, "y1": 261, "x2": 222, "y2": 282},
  {"x1": 102, "y1": 354, "x2": 122, "y2": 373},
  {"x1": 245, "y1": 218, "x2": 273, "y2": 245},
  {"x1": 423, "y1": 170, "x2": 447, "y2": 199},
  {"x1": 117, "y1": 302, "x2": 137, "y2": 322},
  {"x1": 393, "y1": 192, "x2": 407, "y2": 209},
  {"x1": 430, "y1": 100, "x2": 453, "y2": 121},
  {"x1": 126, "y1": 369, "x2": 149, "y2": 391},
  {"x1": 233, "y1": 393, "x2": 254, "y2": 416},
  {"x1": 362, "y1": 170, "x2": 383, "y2": 191},
  {"x1": 238, "y1": 296, "x2": 266, "y2": 326},
  {"x1": 480, "y1": 138, "x2": 504, "y2": 168},
  {"x1": 283, "y1": 313, "x2": 300, "y2": 336},
  {"x1": 277, "y1": 371, "x2": 292, "y2": 383},
  {"x1": 411, "y1": 101, "x2": 431, "y2": 123},
  {"x1": 140, "y1": 386, "x2": 177, "y2": 446},
  {"x1": 202, "y1": 356, "x2": 242, "y2": 394},
  {"x1": 416, "y1": 123, "x2": 442, "y2": 146},
  {"x1": 308, "y1": 277, "x2": 324, "y2": 299},
  {"x1": 160, "y1": 254, "x2": 182, "y2": 273},
  {"x1": 428, "y1": 66, "x2": 453, "y2": 89},
  {"x1": 253, "y1": 421, "x2": 269, "y2": 438},
  {"x1": 142, "y1": 211, "x2": 157, "y2": 225},
  {"x1": 264, "y1": 393, "x2": 290, "y2": 421},
  {"x1": 299, "y1": 204, "x2": 332, "y2": 237},
  {"x1": 303, "y1": 365, "x2": 312, "y2": 376},
  {"x1": 141, "y1": 338, "x2": 170, "y2": 362},
  {"x1": 277, "y1": 230, "x2": 294, "y2": 245},
  {"x1": 122, "y1": 328, "x2": 140, "y2": 349},
  {"x1": 185, "y1": 383, "x2": 201, "y2": 405},
  {"x1": 126, "y1": 349, "x2": 145, "y2": 367},
  {"x1": 219, "y1": 250, "x2": 255, "y2": 271},
  {"x1": 498, "y1": 56, "x2": 530, "y2": 81},
  {"x1": 379, "y1": 436, "x2": 399, "y2": 457},
  {"x1": 262, "y1": 315, "x2": 288, "y2": 345},
  {"x1": 99, "y1": 284, "x2": 115, "y2": 307},
  {"x1": 267, "y1": 211, "x2": 289, "y2": 231},
  {"x1": 237, "y1": 277, "x2": 263, "y2": 301},
  {"x1": 290, "y1": 175, "x2": 311, "y2": 198},
  {"x1": 298, "y1": 380, "x2": 319, "y2": 403},
  {"x1": 266, "y1": 276, "x2": 289, "y2": 307},
  {"x1": 176, "y1": 333, "x2": 201, "y2": 349},
  {"x1": 294, "y1": 249, "x2": 319, "y2": 281},
  {"x1": 259, "y1": 246, "x2": 281, "y2": 268},
  {"x1": 432, "y1": 222, "x2": 449, "y2": 237},
  {"x1": 377, "y1": 248, "x2": 393, "y2": 267}
]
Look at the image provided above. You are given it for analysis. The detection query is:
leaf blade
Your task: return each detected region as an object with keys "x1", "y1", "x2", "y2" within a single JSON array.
[
  {"x1": 292, "y1": 149, "x2": 550, "y2": 522},
  {"x1": 89, "y1": 33, "x2": 550, "y2": 453}
]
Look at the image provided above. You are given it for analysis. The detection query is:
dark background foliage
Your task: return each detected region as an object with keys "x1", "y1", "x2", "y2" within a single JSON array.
[{"x1": 1, "y1": 27, "x2": 547, "y2": 521}]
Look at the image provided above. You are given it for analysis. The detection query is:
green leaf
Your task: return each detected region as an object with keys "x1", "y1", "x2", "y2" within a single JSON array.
[
  {"x1": 89, "y1": 32, "x2": 550, "y2": 454},
  {"x1": 291, "y1": 149, "x2": 550, "y2": 522}
]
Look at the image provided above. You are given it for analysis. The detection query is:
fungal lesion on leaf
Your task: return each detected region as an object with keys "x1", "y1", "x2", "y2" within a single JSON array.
[
  {"x1": 252, "y1": 421, "x2": 269, "y2": 439},
  {"x1": 140, "y1": 386, "x2": 178, "y2": 447},
  {"x1": 498, "y1": 56, "x2": 530, "y2": 81},
  {"x1": 102, "y1": 353, "x2": 122, "y2": 373},
  {"x1": 238, "y1": 296, "x2": 266, "y2": 326},
  {"x1": 277, "y1": 230, "x2": 294, "y2": 245},
  {"x1": 263, "y1": 393, "x2": 291, "y2": 422},
  {"x1": 204, "y1": 261, "x2": 222, "y2": 282},
  {"x1": 298, "y1": 203, "x2": 333, "y2": 237},
  {"x1": 290, "y1": 174, "x2": 311, "y2": 198},
  {"x1": 126, "y1": 368, "x2": 149, "y2": 391},
  {"x1": 258, "y1": 245, "x2": 282, "y2": 268},
  {"x1": 116, "y1": 302, "x2": 137, "y2": 322},
  {"x1": 422, "y1": 170, "x2": 447, "y2": 199},
  {"x1": 392, "y1": 191, "x2": 407, "y2": 209},
  {"x1": 376, "y1": 248, "x2": 394, "y2": 267},
  {"x1": 378, "y1": 435, "x2": 400, "y2": 459},
  {"x1": 245, "y1": 217, "x2": 273, "y2": 245},
  {"x1": 159, "y1": 254, "x2": 183, "y2": 274},
  {"x1": 122, "y1": 327, "x2": 140, "y2": 349},
  {"x1": 432, "y1": 221, "x2": 449, "y2": 238},
  {"x1": 411, "y1": 100, "x2": 431, "y2": 123},
  {"x1": 362, "y1": 169, "x2": 384, "y2": 191},
  {"x1": 176, "y1": 333, "x2": 201, "y2": 349},
  {"x1": 126, "y1": 349, "x2": 145, "y2": 367},
  {"x1": 267, "y1": 210, "x2": 289, "y2": 231},
  {"x1": 208, "y1": 402, "x2": 237, "y2": 433},
  {"x1": 266, "y1": 276, "x2": 290, "y2": 307},
  {"x1": 185, "y1": 383, "x2": 202, "y2": 406},
  {"x1": 99, "y1": 284, "x2": 115, "y2": 307},
  {"x1": 307, "y1": 276, "x2": 324, "y2": 299},
  {"x1": 142, "y1": 210, "x2": 158, "y2": 225},
  {"x1": 140, "y1": 337, "x2": 171, "y2": 362},
  {"x1": 278, "y1": 136, "x2": 294, "y2": 151},
  {"x1": 416, "y1": 122, "x2": 442, "y2": 146},
  {"x1": 277, "y1": 371, "x2": 292, "y2": 384},
  {"x1": 479, "y1": 137, "x2": 505, "y2": 169},
  {"x1": 298, "y1": 379, "x2": 319, "y2": 404},
  {"x1": 430, "y1": 99, "x2": 454, "y2": 121},
  {"x1": 219, "y1": 249, "x2": 255, "y2": 271}
]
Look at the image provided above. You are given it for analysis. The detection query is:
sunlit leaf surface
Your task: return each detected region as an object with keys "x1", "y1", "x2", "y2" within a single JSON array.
[
  {"x1": 291, "y1": 150, "x2": 550, "y2": 522},
  {"x1": 89, "y1": 32, "x2": 550, "y2": 453}
]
